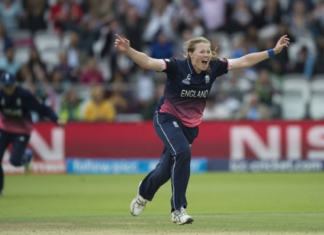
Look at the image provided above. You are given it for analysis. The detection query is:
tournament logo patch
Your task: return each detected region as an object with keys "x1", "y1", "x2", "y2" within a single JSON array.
[{"x1": 182, "y1": 74, "x2": 191, "y2": 85}]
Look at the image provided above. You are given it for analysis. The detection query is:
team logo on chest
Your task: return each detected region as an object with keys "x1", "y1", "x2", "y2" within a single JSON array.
[
  {"x1": 205, "y1": 75, "x2": 210, "y2": 84},
  {"x1": 182, "y1": 74, "x2": 191, "y2": 85}
]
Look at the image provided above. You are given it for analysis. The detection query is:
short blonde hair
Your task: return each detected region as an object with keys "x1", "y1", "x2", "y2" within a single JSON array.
[
  {"x1": 183, "y1": 37, "x2": 218, "y2": 73},
  {"x1": 183, "y1": 36, "x2": 218, "y2": 61}
]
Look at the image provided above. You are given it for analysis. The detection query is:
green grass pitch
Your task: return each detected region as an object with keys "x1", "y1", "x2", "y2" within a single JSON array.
[{"x1": 1, "y1": 173, "x2": 324, "y2": 235}]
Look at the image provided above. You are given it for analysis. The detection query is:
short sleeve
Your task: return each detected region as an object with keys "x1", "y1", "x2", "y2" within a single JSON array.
[
  {"x1": 211, "y1": 58, "x2": 230, "y2": 78},
  {"x1": 161, "y1": 58, "x2": 177, "y2": 78}
]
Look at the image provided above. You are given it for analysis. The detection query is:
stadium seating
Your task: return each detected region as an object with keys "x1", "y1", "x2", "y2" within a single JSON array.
[
  {"x1": 309, "y1": 76, "x2": 324, "y2": 120},
  {"x1": 40, "y1": 48, "x2": 60, "y2": 71},
  {"x1": 14, "y1": 47, "x2": 31, "y2": 64},
  {"x1": 34, "y1": 32, "x2": 61, "y2": 51},
  {"x1": 281, "y1": 78, "x2": 310, "y2": 120},
  {"x1": 288, "y1": 37, "x2": 317, "y2": 64}
]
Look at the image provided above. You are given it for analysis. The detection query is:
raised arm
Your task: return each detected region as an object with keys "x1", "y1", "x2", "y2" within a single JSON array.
[
  {"x1": 114, "y1": 34, "x2": 163, "y2": 71},
  {"x1": 230, "y1": 35, "x2": 290, "y2": 70}
]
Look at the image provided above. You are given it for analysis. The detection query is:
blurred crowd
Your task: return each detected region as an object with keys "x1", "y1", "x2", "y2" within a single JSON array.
[{"x1": 0, "y1": 0, "x2": 324, "y2": 122}]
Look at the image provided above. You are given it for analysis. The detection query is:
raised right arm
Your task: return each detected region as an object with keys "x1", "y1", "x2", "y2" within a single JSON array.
[{"x1": 115, "y1": 34, "x2": 163, "y2": 72}]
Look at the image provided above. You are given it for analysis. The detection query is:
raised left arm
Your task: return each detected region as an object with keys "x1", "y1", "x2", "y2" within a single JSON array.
[{"x1": 230, "y1": 35, "x2": 290, "y2": 70}]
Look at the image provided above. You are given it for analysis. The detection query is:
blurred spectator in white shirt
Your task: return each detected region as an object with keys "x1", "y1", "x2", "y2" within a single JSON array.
[
  {"x1": 0, "y1": 0, "x2": 24, "y2": 30},
  {"x1": 65, "y1": 31, "x2": 88, "y2": 69},
  {"x1": 0, "y1": 20, "x2": 13, "y2": 58},
  {"x1": 127, "y1": 0, "x2": 150, "y2": 17},
  {"x1": 199, "y1": 0, "x2": 226, "y2": 32},
  {"x1": 0, "y1": 46, "x2": 21, "y2": 75},
  {"x1": 142, "y1": 0, "x2": 176, "y2": 43}
]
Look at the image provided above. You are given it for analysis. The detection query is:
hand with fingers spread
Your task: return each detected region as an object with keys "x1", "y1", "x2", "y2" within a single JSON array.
[
  {"x1": 114, "y1": 34, "x2": 130, "y2": 53},
  {"x1": 274, "y1": 35, "x2": 290, "y2": 54}
]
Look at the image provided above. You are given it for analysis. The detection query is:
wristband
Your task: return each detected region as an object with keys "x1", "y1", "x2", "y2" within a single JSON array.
[{"x1": 267, "y1": 49, "x2": 275, "y2": 57}]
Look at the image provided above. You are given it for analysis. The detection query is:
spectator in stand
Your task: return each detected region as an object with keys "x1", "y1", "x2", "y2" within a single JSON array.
[
  {"x1": 287, "y1": 0, "x2": 315, "y2": 13},
  {"x1": 235, "y1": 92, "x2": 271, "y2": 120},
  {"x1": 199, "y1": 0, "x2": 226, "y2": 32},
  {"x1": 232, "y1": 36, "x2": 258, "y2": 77},
  {"x1": 49, "y1": 0, "x2": 83, "y2": 33},
  {"x1": 286, "y1": 0, "x2": 313, "y2": 38},
  {"x1": 214, "y1": 91, "x2": 239, "y2": 120},
  {"x1": 314, "y1": 36, "x2": 324, "y2": 75},
  {"x1": 114, "y1": 0, "x2": 129, "y2": 19},
  {"x1": 0, "y1": 0, "x2": 24, "y2": 31},
  {"x1": 202, "y1": 96, "x2": 219, "y2": 121},
  {"x1": 59, "y1": 87, "x2": 82, "y2": 121},
  {"x1": 21, "y1": 0, "x2": 48, "y2": 34},
  {"x1": 84, "y1": 86, "x2": 116, "y2": 122},
  {"x1": 0, "y1": 21, "x2": 13, "y2": 58},
  {"x1": 174, "y1": 0, "x2": 200, "y2": 35},
  {"x1": 54, "y1": 50, "x2": 79, "y2": 83},
  {"x1": 246, "y1": 24, "x2": 259, "y2": 48},
  {"x1": 33, "y1": 69, "x2": 52, "y2": 103},
  {"x1": 226, "y1": 0, "x2": 256, "y2": 34},
  {"x1": 232, "y1": 37, "x2": 258, "y2": 59},
  {"x1": 108, "y1": 71, "x2": 130, "y2": 113},
  {"x1": 118, "y1": 5, "x2": 145, "y2": 52},
  {"x1": 256, "y1": 0, "x2": 282, "y2": 29},
  {"x1": 0, "y1": 47, "x2": 21, "y2": 75},
  {"x1": 49, "y1": 68, "x2": 66, "y2": 94},
  {"x1": 312, "y1": 0, "x2": 324, "y2": 36},
  {"x1": 84, "y1": 0, "x2": 115, "y2": 27},
  {"x1": 255, "y1": 69, "x2": 276, "y2": 107},
  {"x1": 16, "y1": 64, "x2": 34, "y2": 84},
  {"x1": 256, "y1": 37, "x2": 282, "y2": 73},
  {"x1": 100, "y1": 18, "x2": 122, "y2": 60},
  {"x1": 270, "y1": 22, "x2": 295, "y2": 73},
  {"x1": 127, "y1": 0, "x2": 150, "y2": 17},
  {"x1": 27, "y1": 46, "x2": 47, "y2": 81},
  {"x1": 142, "y1": 0, "x2": 177, "y2": 43},
  {"x1": 65, "y1": 31, "x2": 88, "y2": 69},
  {"x1": 174, "y1": 28, "x2": 193, "y2": 58},
  {"x1": 77, "y1": 17, "x2": 98, "y2": 56},
  {"x1": 110, "y1": 50, "x2": 135, "y2": 82},
  {"x1": 223, "y1": 74, "x2": 244, "y2": 103},
  {"x1": 137, "y1": 72, "x2": 161, "y2": 120},
  {"x1": 292, "y1": 46, "x2": 315, "y2": 79},
  {"x1": 255, "y1": 68, "x2": 282, "y2": 118},
  {"x1": 151, "y1": 31, "x2": 174, "y2": 59},
  {"x1": 79, "y1": 57, "x2": 104, "y2": 84}
]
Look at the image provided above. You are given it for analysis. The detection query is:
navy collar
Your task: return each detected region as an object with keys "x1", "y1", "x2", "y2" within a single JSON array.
[{"x1": 186, "y1": 59, "x2": 195, "y2": 75}]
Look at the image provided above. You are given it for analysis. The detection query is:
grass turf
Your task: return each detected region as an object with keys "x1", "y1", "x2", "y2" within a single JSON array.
[{"x1": 0, "y1": 173, "x2": 324, "y2": 234}]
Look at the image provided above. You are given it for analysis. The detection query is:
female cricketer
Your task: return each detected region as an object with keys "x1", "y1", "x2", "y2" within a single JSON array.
[
  {"x1": 0, "y1": 72, "x2": 66, "y2": 196},
  {"x1": 114, "y1": 33, "x2": 289, "y2": 225}
]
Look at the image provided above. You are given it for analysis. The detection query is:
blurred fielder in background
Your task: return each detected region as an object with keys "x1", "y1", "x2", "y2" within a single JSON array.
[{"x1": 0, "y1": 72, "x2": 66, "y2": 197}]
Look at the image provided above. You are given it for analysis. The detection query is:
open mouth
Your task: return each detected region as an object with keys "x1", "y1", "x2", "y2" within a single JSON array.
[{"x1": 202, "y1": 60, "x2": 208, "y2": 66}]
